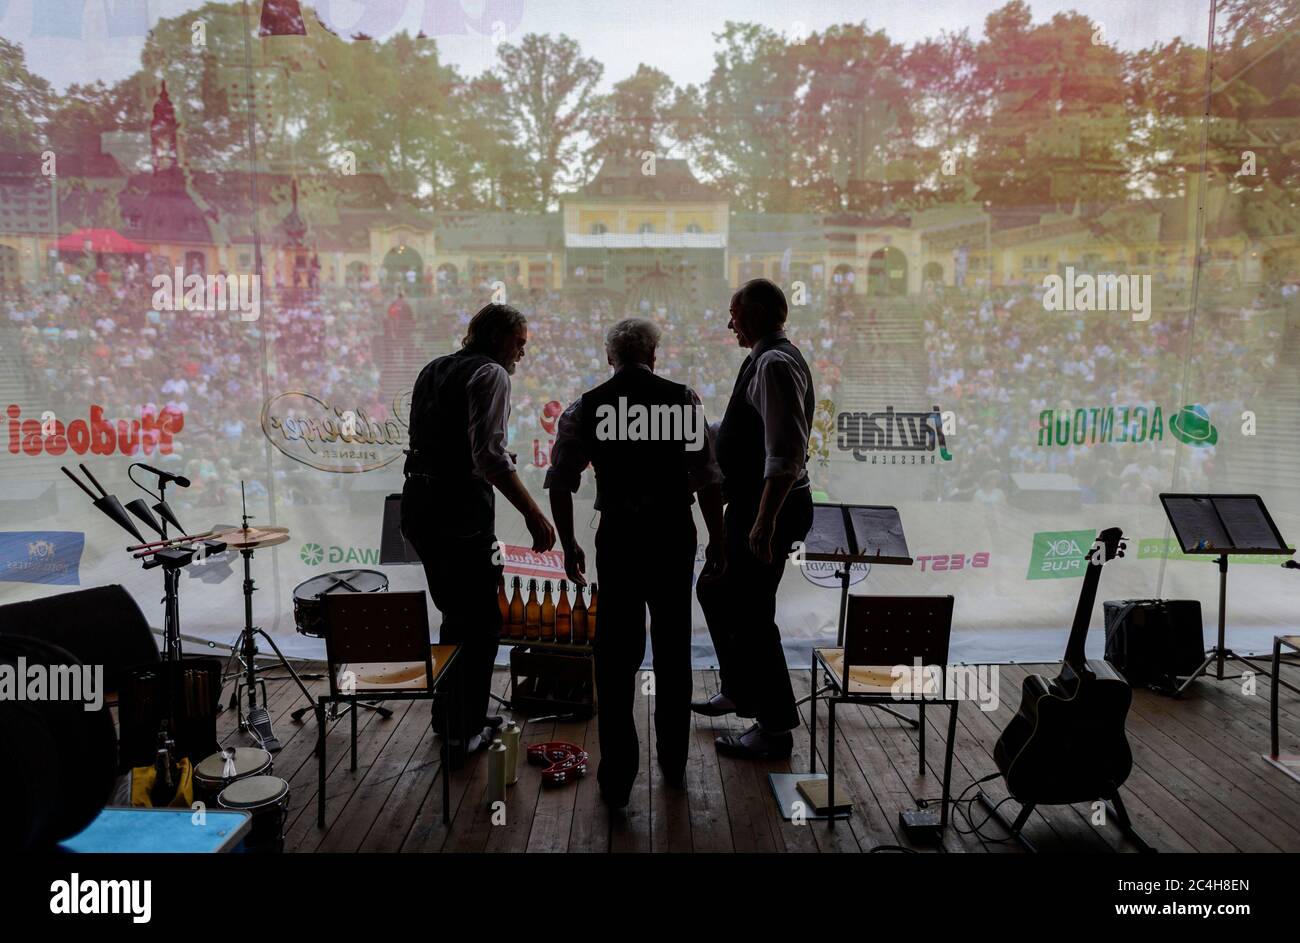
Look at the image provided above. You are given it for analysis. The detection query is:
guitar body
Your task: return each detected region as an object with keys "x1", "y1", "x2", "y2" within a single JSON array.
[
  {"x1": 994, "y1": 659, "x2": 1134, "y2": 804},
  {"x1": 993, "y1": 527, "x2": 1136, "y2": 807}
]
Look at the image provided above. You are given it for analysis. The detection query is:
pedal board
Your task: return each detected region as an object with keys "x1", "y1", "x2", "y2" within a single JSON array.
[
  {"x1": 899, "y1": 808, "x2": 943, "y2": 842},
  {"x1": 247, "y1": 706, "x2": 282, "y2": 752}
]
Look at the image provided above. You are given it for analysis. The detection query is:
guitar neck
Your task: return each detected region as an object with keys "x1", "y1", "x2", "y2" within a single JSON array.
[{"x1": 1062, "y1": 551, "x2": 1105, "y2": 669}]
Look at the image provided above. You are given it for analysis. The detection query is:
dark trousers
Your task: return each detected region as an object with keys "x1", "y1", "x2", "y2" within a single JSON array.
[
  {"x1": 401, "y1": 477, "x2": 502, "y2": 747},
  {"x1": 593, "y1": 507, "x2": 697, "y2": 802},
  {"x1": 697, "y1": 485, "x2": 813, "y2": 733}
]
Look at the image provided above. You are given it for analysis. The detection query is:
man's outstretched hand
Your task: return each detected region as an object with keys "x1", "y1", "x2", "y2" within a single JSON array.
[
  {"x1": 562, "y1": 543, "x2": 587, "y2": 586},
  {"x1": 526, "y1": 509, "x2": 557, "y2": 553}
]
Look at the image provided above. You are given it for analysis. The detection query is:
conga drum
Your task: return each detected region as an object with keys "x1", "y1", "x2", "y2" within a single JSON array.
[
  {"x1": 293, "y1": 569, "x2": 388, "y2": 638},
  {"x1": 218, "y1": 775, "x2": 290, "y2": 853},
  {"x1": 193, "y1": 746, "x2": 272, "y2": 806}
]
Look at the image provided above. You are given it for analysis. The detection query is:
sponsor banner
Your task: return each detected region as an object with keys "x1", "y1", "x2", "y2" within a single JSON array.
[
  {"x1": 299, "y1": 542, "x2": 383, "y2": 567},
  {"x1": 0, "y1": 531, "x2": 85, "y2": 585},
  {"x1": 836, "y1": 405, "x2": 953, "y2": 465},
  {"x1": 914, "y1": 551, "x2": 991, "y2": 572},
  {"x1": 1034, "y1": 403, "x2": 1218, "y2": 450},
  {"x1": 1137, "y1": 537, "x2": 1293, "y2": 566},
  {"x1": 501, "y1": 544, "x2": 566, "y2": 581},
  {"x1": 798, "y1": 559, "x2": 871, "y2": 588},
  {"x1": 1026, "y1": 529, "x2": 1096, "y2": 580},
  {"x1": 261, "y1": 391, "x2": 409, "y2": 473},
  {"x1": 6, "y1": 404, "x2": 184, "y2": 457}
]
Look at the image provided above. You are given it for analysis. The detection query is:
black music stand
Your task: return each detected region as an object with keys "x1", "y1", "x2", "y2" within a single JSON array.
[
  {"x1": 1159, "y1": 494, "x2": 1295, "y2": 692},
  {"x1": 798, "y1": 503, "x2": 914, "y2": 713}
]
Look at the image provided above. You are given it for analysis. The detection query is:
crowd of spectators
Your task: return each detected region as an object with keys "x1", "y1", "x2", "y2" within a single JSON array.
[
  {"x1": 10, "y1": 253, "x2": 1284, "y2": 520},
  {"x1": 922, "y1": 280, "x2": 1294, "y2": 503},
  {"x1": 3, "y1": 260, "x2": 853, "y2": 514}
]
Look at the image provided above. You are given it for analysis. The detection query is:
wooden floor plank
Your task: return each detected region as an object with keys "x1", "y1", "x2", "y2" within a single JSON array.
[
  {"x1": 684, "y1": 670, "x2": 734, "y2": 853},
  {"x1": 231, "y1": 662, "x2": 1300, "y2": 854},
  {"x1": 610, "y1": 676, "x2": 652, "y2": 853},
  {"x1": 525, "y1": 712, "x2": 589, "y2": 852},
  {"x1": 647, "y1": 674, "x2": 694, "y2": 854}
]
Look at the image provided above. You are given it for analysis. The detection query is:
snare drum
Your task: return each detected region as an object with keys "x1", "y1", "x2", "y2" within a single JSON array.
[
  {"x1": 293, "y1": 569, "x2": 389, "y2": 637},
  {"x1": 193, "y1": 746, "x2": 272, "y2": 806},
  {"x1": 217, "y1": 775, "x2": 290, "y2": 854}
]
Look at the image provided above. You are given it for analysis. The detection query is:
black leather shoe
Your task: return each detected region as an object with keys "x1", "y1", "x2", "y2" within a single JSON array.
[
  {"x1": 690, "y1": 693, "x2": 756, "y2": 718},
  {"x1": 715, "y1": 723, "x2": 793, "y2": 760}
]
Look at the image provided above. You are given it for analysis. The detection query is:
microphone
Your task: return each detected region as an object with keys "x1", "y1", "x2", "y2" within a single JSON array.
[{"x1": 132, "y1": 463, "x2": 191, "y2": 488}]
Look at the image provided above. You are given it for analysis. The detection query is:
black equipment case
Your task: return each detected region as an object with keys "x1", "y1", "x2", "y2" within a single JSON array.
[{"x1": 1103, "y1": 599, "x2": 1204, "y2": 693}]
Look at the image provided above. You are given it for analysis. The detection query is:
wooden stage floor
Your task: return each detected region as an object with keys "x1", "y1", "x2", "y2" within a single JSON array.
[{"x1": 217, "y1": 661, "x2": 1300, "y2": 853}]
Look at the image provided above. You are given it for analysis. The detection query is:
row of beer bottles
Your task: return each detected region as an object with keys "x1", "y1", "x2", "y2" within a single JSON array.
[{"x1": 497, "y1": 576, "x2": 598, "y2": 644}]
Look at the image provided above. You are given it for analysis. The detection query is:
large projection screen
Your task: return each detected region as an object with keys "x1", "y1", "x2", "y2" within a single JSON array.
[{"x1": 1, "y1": 0, "x2": 1296, "y2": 666}]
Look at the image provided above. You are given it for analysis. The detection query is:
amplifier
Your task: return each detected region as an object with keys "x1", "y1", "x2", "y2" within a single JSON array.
[{"x1": 1103, "y1": 599, "x2": 1204, "y2": 693}]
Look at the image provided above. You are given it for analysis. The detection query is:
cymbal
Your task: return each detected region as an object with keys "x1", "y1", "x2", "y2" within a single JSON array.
[{"x1": 214, "y1": 525, "x2": 291, "y2": 549}]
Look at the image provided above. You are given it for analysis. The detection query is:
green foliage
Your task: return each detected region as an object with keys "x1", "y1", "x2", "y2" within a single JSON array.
[{"x1": 8, "y1": 0, "x2": 1297, "y2": 236}]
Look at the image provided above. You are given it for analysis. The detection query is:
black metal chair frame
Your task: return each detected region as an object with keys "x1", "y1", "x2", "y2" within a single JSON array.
[
  {"x1": 1271, "y1": 635, "x2": 1300, "y2": 760},
  {"x1": 315, "y1": 591, "x2": 459, "y2": 828},
  {"x1": 808, "y1": 594, "x2": 959, "y2": 830}
]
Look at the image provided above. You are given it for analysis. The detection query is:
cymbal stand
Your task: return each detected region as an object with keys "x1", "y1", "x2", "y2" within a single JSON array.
[{"x1": 223, "y1": 482, "x2": 315, "y2": 752}]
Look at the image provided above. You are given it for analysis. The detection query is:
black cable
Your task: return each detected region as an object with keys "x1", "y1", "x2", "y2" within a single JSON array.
[
  {"x1": 127, "y1": 462, "x2": 161, "y2": 502},
  {"x1": 948, "y1": 774, "x2": 1021, "y2": 844}
]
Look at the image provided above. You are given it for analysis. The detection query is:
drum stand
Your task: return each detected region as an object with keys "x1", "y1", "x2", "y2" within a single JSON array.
[{"x1": 225, "y1": 542, "x2": 316, "y2": 753}]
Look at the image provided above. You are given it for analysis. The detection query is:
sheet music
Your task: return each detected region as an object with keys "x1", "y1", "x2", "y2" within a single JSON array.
[
  {"x1": 804, "y1": 505, "x2": 853, "y2": 556},
  {"x1": 1215, "y1": 497, "x2": 1284, "y2": 551},
  {"x1": 1164, "y1": 496, "x2": 1230, "y2": 552},
  {"x1": 848, "y1": 506, "x2": 910, "y2": 559}
]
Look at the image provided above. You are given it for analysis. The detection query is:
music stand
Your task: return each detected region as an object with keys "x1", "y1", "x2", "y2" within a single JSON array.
[
  {"x1": 798, "y1": 503, "x2": 913, "y2": 712},
  {"x1": 1159, "y1": 494, "x2": 1295, "y2": 692}
]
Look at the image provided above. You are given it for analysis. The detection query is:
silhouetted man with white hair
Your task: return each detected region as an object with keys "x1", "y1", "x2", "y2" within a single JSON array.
[{"x1": 546, "y1": 317, "x2": 726, "y2": 809}]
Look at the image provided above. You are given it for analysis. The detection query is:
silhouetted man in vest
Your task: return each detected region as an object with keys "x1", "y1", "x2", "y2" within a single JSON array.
[
  {"x1": 693, "y1": 279, "x2": 815, "y2": 760},
  {"x1": 401, "y1": 302, "x2": 556, "y2": 767},
  {"x1": 546, "y1": 318, "x2": 726, "y2": 808}
]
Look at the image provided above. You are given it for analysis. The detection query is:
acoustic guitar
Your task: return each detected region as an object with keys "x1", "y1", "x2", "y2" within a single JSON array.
[{"x1": 993, "y1": 527, "x2": 1134, "y2": 806}]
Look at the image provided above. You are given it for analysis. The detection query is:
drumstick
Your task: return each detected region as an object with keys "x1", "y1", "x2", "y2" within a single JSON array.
[
  {"x1": 61, "y1": 465, "x2": 99, "y2": 501},
  {"x1": 79, "y1": 463, "x2": 109, "y2": 498},
  {"x1": 127, "y1": 531, "x2": 215, "y2": 552},
  {"x1": 132, "y1": 543, "x2": 195, "y2": 560}
]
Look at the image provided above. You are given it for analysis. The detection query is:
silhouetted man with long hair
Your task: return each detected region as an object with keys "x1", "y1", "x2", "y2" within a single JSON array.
[{"x1": 401, "y1": 302, "x2": 556, "y2": 766}]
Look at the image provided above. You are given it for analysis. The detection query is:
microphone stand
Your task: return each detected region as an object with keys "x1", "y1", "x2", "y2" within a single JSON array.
[{"x1": 66, "y1": 462, "x2": 218, "y2": 803}]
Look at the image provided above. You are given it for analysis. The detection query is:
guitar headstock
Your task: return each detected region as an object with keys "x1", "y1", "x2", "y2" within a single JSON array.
[{"x1": 1088, "y1": 526, "x2": 1127, "y2": 566}]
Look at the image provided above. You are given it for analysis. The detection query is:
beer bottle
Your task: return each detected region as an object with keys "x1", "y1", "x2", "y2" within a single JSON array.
[
  {"x1": 555, "y1": 579, "x2": 572, "y2": 643},
  {"x1": 571, "y1": 584, "x2": 588, "y2": 646},
  {"x1": 497, "y1": 576, "x2": 510, "y2": 638},
  {"x1": 586, "y1": 582, "x2": 598, "y2": 643},
  {"x1": 525, "y1": 579, "x2": 541, "y2": 641},
  {"x1": 508, "y1": 576, "x2": 525, "y2": 640},
  {"x1": 541, "y1": 580, "x2": 556, "y2": 642}
]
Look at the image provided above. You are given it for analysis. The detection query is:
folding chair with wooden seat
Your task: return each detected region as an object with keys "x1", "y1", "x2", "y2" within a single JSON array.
[
  {"x1": 810, "y1": 594, "x2": 959, "y2": 829},
  {"x1": 316, "y1": 591, "x2": 460, "y2": 827},
  {"x1": 1270, "y1": 634, "x2": 1300, "y2": 773}
]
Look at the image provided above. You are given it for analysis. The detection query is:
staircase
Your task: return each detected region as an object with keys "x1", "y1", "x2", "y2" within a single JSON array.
[
  {"x1": 823, "y1": 298, "x2": 936, "y2": 504},
  {"x1": 834, "y1": 299, "x2": 929, "y2": 411}
]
